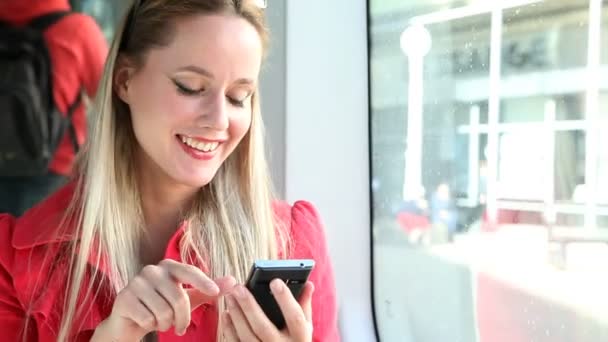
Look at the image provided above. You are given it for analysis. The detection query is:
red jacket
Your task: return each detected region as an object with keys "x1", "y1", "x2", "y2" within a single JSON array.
[
  {"x1": 0, "y1": 0, "x2": 108, "y2": 175},
  {"x1": 0, "y1": 183, "x2": 340, "y2": 341}
]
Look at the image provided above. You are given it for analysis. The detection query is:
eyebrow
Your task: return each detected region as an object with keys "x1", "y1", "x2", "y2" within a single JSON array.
[{"x1": 176, "y1": 65, "x2": 256, "y2": 85}]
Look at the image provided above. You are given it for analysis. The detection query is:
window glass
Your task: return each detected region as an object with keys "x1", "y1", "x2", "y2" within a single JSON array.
[
  {"x1": 554, "y1": 130, "x2": 585, "y2": 203},
  {"x1": 70, "y1": 0, "x2": 129, "y2": 41},
  {"x1": 370, "y1": 1, "x2": 608, "y2": 341}
]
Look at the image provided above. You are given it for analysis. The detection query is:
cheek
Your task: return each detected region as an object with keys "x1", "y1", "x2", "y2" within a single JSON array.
[
  {"x1": 164, "y1": 94, "x2": 201, "y2": 122},
  {"x1": 130, "y1": 92, "x2": 197, "y2": 134},
  {"x1": 129, "y1": 73, "x2": 197, "y2": 126},
  {"x1": 228, "y1": 113, "x2": 252, "y2": 143},
  {"x1": 128, "y1": 97, "x2": 193, "y2": 161}
]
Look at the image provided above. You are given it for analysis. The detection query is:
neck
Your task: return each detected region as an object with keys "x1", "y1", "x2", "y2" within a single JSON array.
[
  {"x1": 139, "y1": 179, "x2": 195, "y2": 233},
  {"x1": 136, "y1": 150, "x2": 199, "y2": 264}
]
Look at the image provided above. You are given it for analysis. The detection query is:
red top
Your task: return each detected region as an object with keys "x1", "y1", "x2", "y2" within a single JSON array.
[
  {"x1": 0, "y1": 183, "x2": 340, "y2": 341},
  {"x1": 0, "y1": 0, "x2": 108, "y2": 175}
]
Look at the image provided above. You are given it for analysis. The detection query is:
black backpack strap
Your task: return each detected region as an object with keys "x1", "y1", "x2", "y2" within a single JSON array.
[
  {"x1": 27, "y1": 11, "x2": 71, "y2": 31},
  {"x1": 30, "y1": 10, "x2": 79, "y2": 152},
  {"x1": 66, "y1": 89, "x2": 83, "y2": 153}
]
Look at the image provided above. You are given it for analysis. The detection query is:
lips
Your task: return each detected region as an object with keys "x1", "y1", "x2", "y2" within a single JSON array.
[
  {"x1": 179, "y1": 135, "x2": 220, "y2": 152},
  {"x1": 176, "y1": 134, "x2": 226, "y2": 161}
]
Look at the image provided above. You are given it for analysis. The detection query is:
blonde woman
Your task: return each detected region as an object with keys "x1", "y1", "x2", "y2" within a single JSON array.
[{"x1": 0, "y1": 0, "x2": 339, "y2": 341}]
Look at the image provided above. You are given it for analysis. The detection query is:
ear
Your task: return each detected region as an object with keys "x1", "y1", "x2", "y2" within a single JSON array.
[{"x1": 113, "y1": 56, "x2": 135, "y2": 104}]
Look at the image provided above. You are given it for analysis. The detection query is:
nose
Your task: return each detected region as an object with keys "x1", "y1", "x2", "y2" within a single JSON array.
[{"x1": 195, "y1": 92, "x2": 230, "y2": 131}]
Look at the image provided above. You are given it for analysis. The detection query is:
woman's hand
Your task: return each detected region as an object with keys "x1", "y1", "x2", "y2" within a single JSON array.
[
  {"x1": 92, "y1": 259, "x2": 235, "y2": 342},
  {"x1": 222, "y1": 279, "x2": 314, "y2": 342}
]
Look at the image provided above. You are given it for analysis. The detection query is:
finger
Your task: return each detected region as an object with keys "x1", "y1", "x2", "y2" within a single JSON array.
[
  {"x1": 225, "y1": 294, "x2": 260, "y2": 342},
  {"x1": 232, "y1": 285, "x2": 280, "y2": 341},
  {"x1": 222, "y1": 311, "x2": 240, "y2": 342},
  {"x1": 159, "y1": 259, "x2": 219, "y2": 295},
  {"x1": 298, "y1": 281, "x2": 315, "y2": 323},
  {"x1": 155, "y1": 279, "x2": 191, "y2": 335},
  {"x1": 216, "y1": 276, "x2": 237, "y2": 294},
  {"x1": 270, "y1": 279, "x2": 311, "y2": 338},
  {"x1": 130, "y1": 277, "x2": 174, "y2": 332},
  {"x1": 120, "y1": 293, "x2": 157, "y2": 332},
  {"x1": 187, "y1": 276, "x2": 237, "y2": 310}
]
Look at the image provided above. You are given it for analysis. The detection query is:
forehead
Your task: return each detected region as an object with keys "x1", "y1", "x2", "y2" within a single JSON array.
[{"x1": 144, "y1": 14, "x2": 263, "y2": 79}]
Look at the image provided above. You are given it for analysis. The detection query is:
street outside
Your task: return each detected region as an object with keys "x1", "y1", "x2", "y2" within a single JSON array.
[{"x1": 373, "y1": 221, "x2": 608, "y2": 342}]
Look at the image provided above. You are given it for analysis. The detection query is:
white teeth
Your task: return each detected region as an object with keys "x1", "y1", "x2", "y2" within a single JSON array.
[
  {"x1": 180, "y1": 135, "x2": 219, "y2": 152},
  {"x1": 195, "y1": 141, "x2": 206, "y2": 150},
  {"x1": 203, "y1": 142, "x2": 219, "y2": 152}
]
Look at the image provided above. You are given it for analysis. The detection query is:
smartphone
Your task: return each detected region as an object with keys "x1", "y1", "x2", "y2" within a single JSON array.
[{"x1": 245, "y1": 259, "x2": 315, "y2": 330}]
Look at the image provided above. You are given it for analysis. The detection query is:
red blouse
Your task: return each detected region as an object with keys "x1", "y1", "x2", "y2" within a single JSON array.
[{"x1": 0, "y1": 183, "x2": 340, "y2": 341}]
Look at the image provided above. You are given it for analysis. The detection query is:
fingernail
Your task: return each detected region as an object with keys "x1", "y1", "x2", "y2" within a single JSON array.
[{"x1": 270, "y1": 279, "x2": 284, "y2": 294}]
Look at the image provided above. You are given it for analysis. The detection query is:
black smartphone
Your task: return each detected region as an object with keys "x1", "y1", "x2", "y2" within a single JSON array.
[{"x1": 245, "y1": 259, "x2": 315, "y2": 330}]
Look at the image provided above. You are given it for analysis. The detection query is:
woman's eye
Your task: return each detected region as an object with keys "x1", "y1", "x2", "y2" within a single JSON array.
[
  {"x1": 174, "y1": 80, "x2": 202, "y2": 96},
  {"x1": 228, "y1": 97, "x2": 246, "y2": 108},
  {"x1": 227, "y1": 92, "x2": 252, "y2": 108}
]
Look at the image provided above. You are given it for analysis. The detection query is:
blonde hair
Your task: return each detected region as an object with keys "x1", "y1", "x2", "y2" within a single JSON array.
[{"x1": 55, "y1": 0, "x2": 286, "y2": 340}]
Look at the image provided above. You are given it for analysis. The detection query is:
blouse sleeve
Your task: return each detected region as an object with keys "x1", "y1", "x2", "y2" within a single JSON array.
[{"x1": 289, "y1": 201, "x2": 341, "y2": 342}]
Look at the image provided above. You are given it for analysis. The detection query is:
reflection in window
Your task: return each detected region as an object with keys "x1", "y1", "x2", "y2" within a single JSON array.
[
  {"x1": 370, "y1": 1, "x2": 608, "y2": 341},
  {"x1": 555, "y1": 130, "x2": 585, "y2": 202}
]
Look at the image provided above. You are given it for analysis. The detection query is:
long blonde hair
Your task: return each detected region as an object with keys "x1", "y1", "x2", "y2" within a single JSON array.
[{"x1": 56, "y1": 0, "x2": 286, "y2": 339}]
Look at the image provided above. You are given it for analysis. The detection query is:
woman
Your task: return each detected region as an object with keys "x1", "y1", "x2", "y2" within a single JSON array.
[{"x1": 0, "y1": 0, "x2": 339, "y2": 341}]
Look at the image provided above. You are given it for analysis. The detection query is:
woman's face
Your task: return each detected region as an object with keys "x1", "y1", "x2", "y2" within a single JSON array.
[{"x1": 116, "y1": 14, "x2": 262, "y2": 188}]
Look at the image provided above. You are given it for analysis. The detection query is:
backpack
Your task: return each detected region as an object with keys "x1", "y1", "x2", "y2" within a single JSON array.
[{"x1": 0, "y1": 11, "x2": 81, "y2": 177}]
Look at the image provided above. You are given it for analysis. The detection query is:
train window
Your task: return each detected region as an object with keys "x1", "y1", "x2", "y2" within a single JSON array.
[
  {"x1": 369, "y1": 1, "x2": 608, "y2": 341},
  {"x1": 70, "y1": 0, "x2": 129, "y2": 41}
]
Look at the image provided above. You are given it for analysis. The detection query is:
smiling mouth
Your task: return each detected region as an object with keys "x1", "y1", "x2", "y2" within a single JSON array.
[{"x1": 177, "y1": 134, "x2": 221, "y2": 152}]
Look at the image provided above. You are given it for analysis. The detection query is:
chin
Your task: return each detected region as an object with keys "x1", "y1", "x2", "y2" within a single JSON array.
[
  {"x1": 176, "y1": 171, "x2": 218, "y2": 188},
  {"x1": 167, "y1": 159, "x2": 223, "y2": 188}
]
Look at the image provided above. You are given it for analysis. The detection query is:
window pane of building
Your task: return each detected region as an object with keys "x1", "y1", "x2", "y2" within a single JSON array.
[{"x1": 371, "y1": 1, "x2": 608, "y2": 341}]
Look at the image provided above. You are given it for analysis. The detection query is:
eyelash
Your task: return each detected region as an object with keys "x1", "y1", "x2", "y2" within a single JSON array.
[{"x1": 173, "y1": 80, "x2": 247, "y2": 108}]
